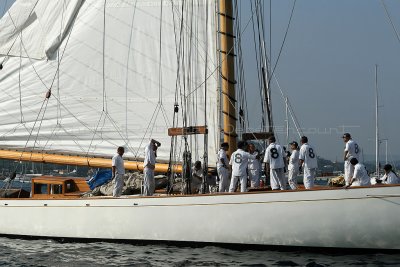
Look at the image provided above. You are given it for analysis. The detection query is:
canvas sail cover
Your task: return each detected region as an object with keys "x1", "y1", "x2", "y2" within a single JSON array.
[{"x1": 0, "y1": 0, "x2": 219, "y2": 166}]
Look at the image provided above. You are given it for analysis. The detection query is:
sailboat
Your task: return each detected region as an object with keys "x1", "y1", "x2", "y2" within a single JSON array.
[{"x1": 0, "y1": 0, "x2": 399, "y2": 250}]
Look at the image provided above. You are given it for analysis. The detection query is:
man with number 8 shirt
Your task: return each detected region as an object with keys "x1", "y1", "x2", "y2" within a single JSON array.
[
  {"x1": 299, "y1": 136, "x2": 318, "y2": 189},
  {"x1": 263, "y1": 136, "x2": 286, "y2": 190},
  {"x1": 342, "y1": 133, "x2": 361, "y2": 187},
  {"x1": 229, "y1": 141, "x2": 258, "y2": 192}
]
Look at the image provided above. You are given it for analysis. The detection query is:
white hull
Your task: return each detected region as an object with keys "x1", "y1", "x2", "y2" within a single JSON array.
[{"x1": 0, "y1": 186, "x2": 399, "y2": 250}]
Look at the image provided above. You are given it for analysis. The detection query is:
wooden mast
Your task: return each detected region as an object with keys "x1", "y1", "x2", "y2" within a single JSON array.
[
  {"x1": 219, "y1": 0, "x2": 237, "y2": 156},
  {"x1": 0, "y1": 150, "x2": 181, "y2": 173}
]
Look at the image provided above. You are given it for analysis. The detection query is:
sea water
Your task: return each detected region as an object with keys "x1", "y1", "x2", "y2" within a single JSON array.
[{"x1": 0, "y1": 237, "x2": 399, "y2": 266}]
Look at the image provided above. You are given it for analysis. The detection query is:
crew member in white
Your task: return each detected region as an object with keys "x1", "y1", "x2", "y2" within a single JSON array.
[
  {"x1": 143, "y1": 139, "x2": 161, "y2": 196},
  {"x1": 342, "y1": 133, "x2": 361, "y2": 186},
  {"x1": 346, "y1": 158, "x2": 371, "y2": 187},
  {"x1": 112, "y1": 146, "x2": 125, "y2": 197},
  {"x1": 248, "y1": 143, "x2": 262, "y2": 188},
  {"x1": 217, "y1": 142, "x2": 230, "y2": 192},
  {"x1": 229, "y1": 141, "x2": 257, "y2": 193},
  {"x1": 287, "y1": 141, "x2": 300, "y2": 190},
  {"x1": 264, "y1": 136, "x2": 286, "y2": 190},
  {"x1": 299, "y1": 136, "x2": 318, "y2": 189},
  {"x1": 378, "y1": 164, "x2": 400, "y2": 184}
]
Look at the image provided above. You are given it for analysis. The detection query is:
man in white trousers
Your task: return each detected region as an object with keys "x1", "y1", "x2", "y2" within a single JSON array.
[
  {"x1": 229, "y1": 141, "x2": 257, "y2": 193},
  {"x1": 342, "y1": 133, "x2": 361, "y2": 186},
  {"x1": 217, "y1": 142, "x2": 230, "y2": 192},
  {"x1": 299, "y1": 136, "x2": 318, "y2": 189},
  {"x1": 287, "y1": 141, "x2": 300, "y2": 190},
  {"x1": 264, "y1": 136, "x2": 286, "y2": 190},
  {"x1": 143, "y1": 139, "x2": 161, "y2": 196},
  {"x1": 248, "y1": 143, "x2": 262, "y2": 188},
  {"x1": 112, "y1": 146, "x2": 125, "y2": 197}
]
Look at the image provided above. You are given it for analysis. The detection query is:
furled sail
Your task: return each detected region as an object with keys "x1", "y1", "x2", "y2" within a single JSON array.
[{"x1": 0, "y1": 0, "x2": 219, "y2": 166}]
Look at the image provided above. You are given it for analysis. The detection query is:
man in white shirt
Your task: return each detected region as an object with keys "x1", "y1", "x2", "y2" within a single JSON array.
[
  {"x1": 342, "y1": 133, "x2": 361, "y2": 186},
  {"x1": 217, "y1": 142, "x2": 230, "y2": 192},
  {"x1": 143, "y1": 139, "x2": 161, "y2": 196},
  {"x1": 346, "y1": 158, "x2": 371, "y2": 187},
  {"x1": 379, "y1": 164, "x2": 400, "y2": 185},
  {"x1": 229, "y1": 141, "x2": 257, "y2": 193},
  {"x1": 112, "y1": 146, "x2": 125, "y2": 197},
  {"x1": 288, "y1": 141, "x2": 300, "y2": 190},
  {"x1": 248, "y1": 143, "x2": 262, "y2": 188},
  {"x1": 263, "y1": 136, "x2": 286, "y2": 190},
  {"x1": 299, "y1": 136, "x2": 318, "y2": 189}
]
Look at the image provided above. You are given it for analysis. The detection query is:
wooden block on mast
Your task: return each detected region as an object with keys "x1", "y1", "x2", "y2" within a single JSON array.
[
  {"x1": 242, "y1": 132, "x2": 273, "y2": 141},
  {"x1": 168, "y1": 126, "x2": 208, "y2": 136}
]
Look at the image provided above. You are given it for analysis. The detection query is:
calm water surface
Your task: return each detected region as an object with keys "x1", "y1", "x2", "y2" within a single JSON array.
[{"x1": 0, "y1": 237, "x2": 399, "y2": 266}]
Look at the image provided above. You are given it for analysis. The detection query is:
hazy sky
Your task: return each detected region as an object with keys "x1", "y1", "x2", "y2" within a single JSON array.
[
  {"x1": 1, "y1": 0, "x2": 399, "y2": 163},
  {"x1": 238, "y1": 0, "x2": 400, "y2": 162}
]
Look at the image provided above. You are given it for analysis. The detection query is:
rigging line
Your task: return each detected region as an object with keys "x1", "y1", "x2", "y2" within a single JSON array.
[
  {"x1": 191, "y1": 1, "x2": 199, "y2": 159},
  {"x1": 169, "y1": 1, "x2": 217, "y2": 70},
  {"x1": 1, "y1": 0, "x2": 39, "y2": 66},
  {"x1": 186, "y1": 0, "x2": 261, "y2": 98},
  {"x1": 28, "y1": 99, "x2": 51, "y2": 162},
  {"x1": 158, "y1": 0, "x2": 163, "y2": 103},
  {"x1": 10, "y1": 0, "x2": 87, "y2": 156},
  {"x1": 269, "y1": 0, "x2": 271, "y2": 83},
  {"x1": 15, "y1": 97, "x2": 48, "y2": 165},
  {"x1": 234, "y1": 1, "x2": 242, "y2": 118},
  {"x1": 47, "y1": 1, "x2": 82, "y2": 96},
  {"x1": 180, "y1": 3, "x2": 187, "y2": 128},
  {"x1": 236, "y1": 1, "x2": 248, "y2": 131},
  {"x1": 102, "y1": 0, "x2": 107, "y2": 112},
  {"x1": 272, "y1": 73, "x2": 303, "y2": 137},
  {"x1": 132, "y1": 103, "x2": 161, "y2": 159},
  {"x1": 250, "y1": 0, "x2": 266, "y2": 129},
  {"x1": 168, "y1": 0, "x2": 183, "y2": 184},
  {"x1": 171, "y1": 7, "x2": 183, "y2": 133},
  {"x1": 204, "y1": 0, "x2": 209, "y2": 127},
  {"x1": 203, "y1": 0, "x2": 209, "y2": 183},
  {"x1": 85, "y1": 110, "x2": 106, "y2": 159},
  {"x1": 105, "y1": 112, "x2": 136, "y2": 152},
  {"x1": 159, "y1": 104, "x2": 171, "y2": 127},
  {"x1": 41, "y1": 123, "x2": 85, "y2": 155},
  {"x1": 380, "y1": 0, "x2": 400, "y2": 47},
  {"x1": 0, "y1": 122, "x2": 28, "y2": 139},
  {"x1": 56, "y1": 0, "x2": 67, "y2": 125},
  {"x1": 49, "y1": 94, "x2": 119, "y2": 148},
  {"x1": 171, "y1": 0, "x2": 184, "y2": 107},
  {"x1": 268, "y1": 0, "x2": 297, "y2": 85},
  {"x1": 125, "y1": 0, "x2": 138, "y2": 139},
  {"x1": 18, "y1": 32, "x2": 24, "y2": 123},
  {"x1": 235, "y1": 0, "x2": 249, "y2": 130},
  {"x1": 6, "y1": 10, "x2": 49, "y2": 90},
  {"x1": 149, "y1": 105, "x2": 162, "y2": 140}
]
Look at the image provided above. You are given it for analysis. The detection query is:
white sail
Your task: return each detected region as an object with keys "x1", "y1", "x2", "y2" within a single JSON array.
[{"x1": 0, "y1": 0, "x2": 219, "y2": 165}]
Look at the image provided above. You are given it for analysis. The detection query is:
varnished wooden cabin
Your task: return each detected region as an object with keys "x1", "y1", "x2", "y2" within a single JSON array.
[{"x1": 31, "y1": 176, "x2": 89, "y2": 199}]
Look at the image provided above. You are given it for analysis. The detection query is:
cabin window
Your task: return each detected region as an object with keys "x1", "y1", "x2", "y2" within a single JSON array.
[
  {"x1": 65, "y1": 182, "x2": 73, "y2": 192},
  {"x1": 34, "y1": 183, "x2": 48, "y2": 194},
  {"x1": 50, "y1": 184, "x2": 63, "y2": 194}
]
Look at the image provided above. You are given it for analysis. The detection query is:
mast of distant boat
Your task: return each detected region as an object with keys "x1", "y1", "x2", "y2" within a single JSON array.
[{"x1": 375, "y1": 64, "x2": 380, "y2": 178}]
